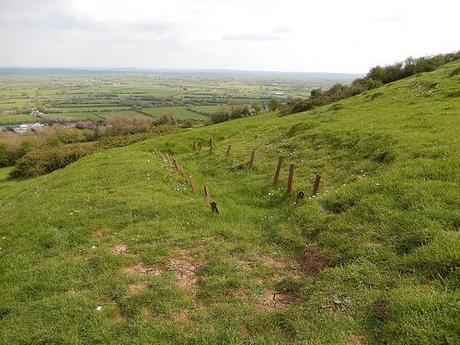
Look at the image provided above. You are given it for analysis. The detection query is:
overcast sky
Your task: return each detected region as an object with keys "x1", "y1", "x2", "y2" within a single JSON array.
[{"x1": 0, "y1": 0, "x2": 458, "y2": 73}]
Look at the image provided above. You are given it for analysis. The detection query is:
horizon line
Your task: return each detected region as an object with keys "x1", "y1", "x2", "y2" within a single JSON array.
[{"x1": 0, "y1": 66, "x2": 364, "y2": 76}]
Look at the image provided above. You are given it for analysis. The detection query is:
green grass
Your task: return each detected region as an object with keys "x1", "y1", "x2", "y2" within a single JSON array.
[
  {"x1": 46, "y1": 112, "x2": 105, "y2": 122},
  {"x1": 0, "y1": 114, "x2": 38, "y2": 125},
  {"x1": 0, "y1": 167, "x2": 12, "y2": 180},
  {"x1": 0, "y1": 61, "x2": 459, "y2": 344},
  {"x1": 141, "y1": 106, "x2": 210, "y2": 121},
  {"x1": 190, "y1": 105, "x2": 226, "y2": 114},
  {"x1": 97, "y1": 110, "x2": 146, "y2": 120}
]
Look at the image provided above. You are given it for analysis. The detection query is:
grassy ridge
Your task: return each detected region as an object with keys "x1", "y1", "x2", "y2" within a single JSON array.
[{"x1": 0, "y1": 61, "x2": 459, "y2": 344}]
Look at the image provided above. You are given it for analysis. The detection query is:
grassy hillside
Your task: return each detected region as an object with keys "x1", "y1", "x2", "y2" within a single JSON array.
[{"x1": 0, "y1": 61, "x2": 459, "y2": 345}]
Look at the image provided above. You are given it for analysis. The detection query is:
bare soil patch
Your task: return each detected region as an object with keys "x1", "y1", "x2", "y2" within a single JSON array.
[
  {"x1": 237, "y1": 258, "x2": 255, "y2": 270},
  {"x1": 112, "y1": 244, "x2": 128, "y2": 255},
  {"x1": 91, "y1": 228, "x2": 106, "y2": 238},
  {"x1": 172, "y1": 309, "x2": 189, "y2": 322},
  {"x1": 167, "y1": 258, "x2": 200, "y2": 290},
  {"x1": 123, "y1": 263, "x2": 162, "y2": 276},
  {"x1": 228, "y1": 289, "x2": 247, "y2": 299},
  {"x1": 260, "y1": 289, "x2": 295, "y2": 311},
  {"x1": 260, "y1": 256, "x2": 289, "y2": 271},
  {"x1": 127, "y1": 282, "x2": 148, "y2": 294},
  {"x1": 112, "y1": 309, "x2": 124, "y2": 322},
  {"x1": 297, "y1": 247, "x2": 330, "y2": 277}
]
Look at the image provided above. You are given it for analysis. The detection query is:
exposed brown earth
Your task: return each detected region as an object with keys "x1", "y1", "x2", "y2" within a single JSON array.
[
  {"x1": 127, "y1": 282, "x2": 148, "y2": 294},
  {"x1": 167, "y1": 258, "x2": 200, "y2": 290},
  {"x1": 112, "y1": 244, "x2": 128, "y2": 255},
  {"x1": 260, "y1": 289, "x2": 295, "y2": 311},
  {"x1": 123, "y1": 263, "x2": 162, "y2": 276},
  {"x1": 297, "y1": 247, "x2": 330, "y2": 277}
]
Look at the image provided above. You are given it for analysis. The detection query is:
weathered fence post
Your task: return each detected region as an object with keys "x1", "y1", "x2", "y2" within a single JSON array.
[
  {"x1": 172, "y1": 158, "x2": 179, "y2": 172},
  {"x1": 226, "y1": 145, "x2": 231, "y2": 156},
  {"x1": 178, "y1": 163, "x2": 185, "y2": 176},
  {"x1": 210, "y1": 201, "x2": 219, "y2": 214},
  {"x1": 273, "y1": 156, "x2": 283, "y2": 185},
  {"x1": 189, "y1": 175, "x2": 197, "y2": 193},
  {"x1": 204, "y1": 186, "x2": 210, "y2": 202},
  {"x1": 287, "y1": 164, "x2": 294, "y2": 194},
  {"x1": 312, "y1": 174, "x2": 321, "y2": 195},
  {"x1": 248, "y1": 149, "x2": 256, "y2": 168}
]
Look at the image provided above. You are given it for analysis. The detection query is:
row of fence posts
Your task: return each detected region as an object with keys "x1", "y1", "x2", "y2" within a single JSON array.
[
  {"x1": 154, "y1": 138, "x2": 322, "y2": 214},
  {"x1": 154, "y1": 148, "x2": 219, "y2": 213},
  {"x1": 192, "y1": 139, "x2": 322, "y2": 198}
]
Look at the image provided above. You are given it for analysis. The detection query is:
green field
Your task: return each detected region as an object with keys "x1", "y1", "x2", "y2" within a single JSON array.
[
  {"x1": 190, "y1": 105, "x2": 226, "y2": 114},
  {"x1": 140, "y1": 107, "x2": 210, "y2": 121},
  {"x1": 45, "y1": 112, "x2": 105, "y2": 122},
  {"x1": 0, "y1": 62, "x2": 459, "y2": 344},
  {"x1": 0, "y1": 114, "x2": 39, "y2": 125},
  {"x1": 0, "y1": 72, "x2": 348, "y2": 125},
  {"x1": 97, "y1": 110, "x2": 147, "y2": 120}
]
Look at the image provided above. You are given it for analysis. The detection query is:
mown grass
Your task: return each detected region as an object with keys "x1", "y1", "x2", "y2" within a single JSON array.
[{"x1": 0, "y1": 61, "x2": 459, "y2": 344}]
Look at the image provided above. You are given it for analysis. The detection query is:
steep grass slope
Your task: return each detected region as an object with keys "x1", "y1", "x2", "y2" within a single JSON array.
[{"x1": 0, "y1": 62, "x2": 459, "y2": 345}]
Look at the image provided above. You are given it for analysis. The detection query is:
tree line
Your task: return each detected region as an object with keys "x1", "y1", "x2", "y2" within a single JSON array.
[{"x1": 276, "y1": 51, "x2": 460, "y2": 116}]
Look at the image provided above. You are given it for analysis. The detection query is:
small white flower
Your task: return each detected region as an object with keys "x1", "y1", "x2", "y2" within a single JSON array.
[
  {"x1": 96, "y1": 306, "x2": 102, "y2": 311},
  {"x1": 91, "y1": 245, "x2": 96, "y2": 249}
]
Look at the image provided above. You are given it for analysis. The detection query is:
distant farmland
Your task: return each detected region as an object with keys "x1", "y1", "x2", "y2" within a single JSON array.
[{"x1": 0, "y1": 69, "x2": 357, "y2": 125}]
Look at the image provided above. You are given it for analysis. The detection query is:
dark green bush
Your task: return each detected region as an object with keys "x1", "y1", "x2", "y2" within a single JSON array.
[
  {"x1": 10, "y1": 144, "x2": 95, "y2": 178},
  {"x1": 96, "y1": 125, "x2": 179, "y2": 149},
  {"x1": 0, "y1": 143, "x2": 14, "y2": 167}
]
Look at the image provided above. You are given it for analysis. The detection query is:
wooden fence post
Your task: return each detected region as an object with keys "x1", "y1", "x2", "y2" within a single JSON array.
[
  {"x1": 172, "y1": 158, "x2": 179, "y2": 172},
  {"x1": 178, "y1": 163, "x2": 185, "y2": 176},
  {"x1": 273, "y1": 156, "x2": 283, "y2": 185},
  {"x1": 226, "y1": 145, "x2": 231, "y2": 156},
  {"x1": 248, "y1": 149, "x2": 256, "y2": 168},
  {"x1": 210, "y1": 201, "x2": 219, "y2": 214},
  {"x1": 204, "y1": 186, "x2": 210, "y2": 202},
  {"x1": 312, "y1": 174, "x2": 321, "y2": 195},
  {"x1": 287, "y1": 164, "x2": 294, "y2": 194},
  {"x1": 189, "y1": 175, "x2": 197, "y2": 193}
]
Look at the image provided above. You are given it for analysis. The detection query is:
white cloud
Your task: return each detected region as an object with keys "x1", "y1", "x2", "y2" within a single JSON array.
[{"x1": 0, "y1": 0, "x2": 458, "y2": 72}]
